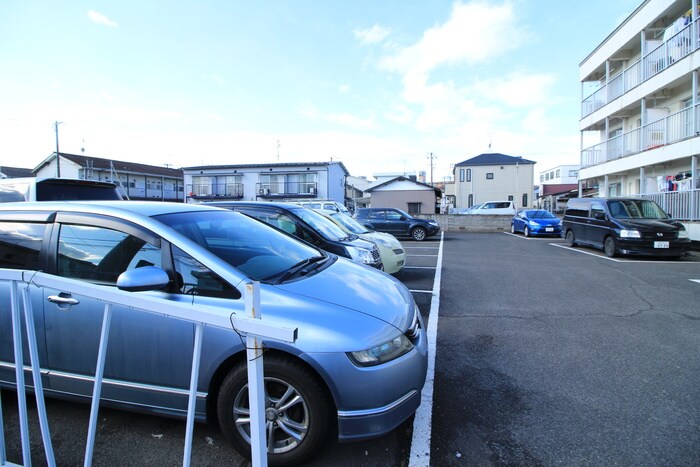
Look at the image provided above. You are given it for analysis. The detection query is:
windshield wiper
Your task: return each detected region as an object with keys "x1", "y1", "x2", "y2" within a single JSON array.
[{"x1": 273, "y1": 255, "x2": 326, "y2": 283}]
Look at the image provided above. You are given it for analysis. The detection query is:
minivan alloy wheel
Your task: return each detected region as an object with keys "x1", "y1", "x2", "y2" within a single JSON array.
[
  {"x1": 604, "y1": 236, "x2": 618, "y2": 257},
  {"x1": 217, "y1": 355, "x2": 333, "y2": 466}
]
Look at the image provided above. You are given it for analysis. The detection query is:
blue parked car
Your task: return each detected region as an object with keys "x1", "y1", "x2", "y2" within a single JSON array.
[
  {"x1": 511, "y1": 209, "x2": 562, "y2": 237},
  {"x1": 0, "y1": 201, "x2": 427, "y2": 466}
]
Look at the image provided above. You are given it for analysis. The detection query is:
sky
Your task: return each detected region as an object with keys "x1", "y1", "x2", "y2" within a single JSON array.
[{"x1": 1, "y1": 0, "x2": 642, "y2": 183}]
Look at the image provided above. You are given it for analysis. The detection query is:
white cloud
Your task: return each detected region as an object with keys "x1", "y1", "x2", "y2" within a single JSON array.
[
  {"x1": 468, "y1": 73, "x2": 558, "y2": 108},
  {"x1": 380, "y1": 1, "x2": 528, "y2": 75},
  {"x1": 338, "y1": 84, "x2": 351, "y2": 94},
  {"x1": 87, "y1": 10, "x2": 118, "y2": 28},
  {"x1": 354, "y1": 25, "x2": 391, "y2": 45}
]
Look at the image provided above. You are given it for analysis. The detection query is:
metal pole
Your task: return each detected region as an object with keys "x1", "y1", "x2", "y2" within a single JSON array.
[
  {"x1": 10, "y1": 281, "x2": 32, "y2": 466},
  {"x1": 54, "y1": 121, "x2": 62, "y2": 178},
  {"x1": 183, "y1": 322, "x2": 204, "y2": 467},
  {"x1": 84, "y1": 303, "x2": 113, "y2": 467},
  {"x1": 245, "y1": 282, "x2": 267, "y2": 467}
]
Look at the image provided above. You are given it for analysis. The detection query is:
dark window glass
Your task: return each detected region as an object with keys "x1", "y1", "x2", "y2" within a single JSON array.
[
  {"x1": 58, "y1": 224, "x2": 160, "y2": 284},
  {"x1": 0, "y1": 222, "x2": 46, "y2": 269},
  {"x1": 566, "y1": 202, "x2": 589, "y2": 217},
  {"x1": 36, "y1": 180, "x2": 121, "y2": 201},
  {"x1": 486, "y1": 173, "x2": 494, "y2": 180},
  {"x1": 171, "y1": 246, "x2": 240, "y2": 299},
  {"x1": 407, "y1": 203, "x2": 421, "y2": 214},
  {"x1": 466, "y1": 169, "x2": 472, "y2": 182}
]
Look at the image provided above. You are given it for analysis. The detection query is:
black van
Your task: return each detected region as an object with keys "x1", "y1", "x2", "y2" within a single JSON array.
[{"x1": 562, "y1": 198, "x2": 691, "y2": 258}]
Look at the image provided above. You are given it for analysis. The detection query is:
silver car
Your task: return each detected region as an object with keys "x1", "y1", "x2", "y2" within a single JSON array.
[{"x1": 0, "y1": 201, "x2": 427, "y2": 466}]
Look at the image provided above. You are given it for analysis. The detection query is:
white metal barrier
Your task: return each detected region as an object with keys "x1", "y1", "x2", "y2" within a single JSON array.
[{"x1": 0, "y1": 269, "x2": 296, "y2": 467}]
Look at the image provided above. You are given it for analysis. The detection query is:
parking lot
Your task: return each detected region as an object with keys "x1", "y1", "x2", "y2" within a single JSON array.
[{"x1": 2, "y1": 232, "x2": 700, "y2": 466}]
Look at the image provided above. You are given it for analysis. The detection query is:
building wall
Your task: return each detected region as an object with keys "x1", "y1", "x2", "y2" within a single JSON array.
[
  {"x1": 369, "y1": 185, "x2": 436, "y2": 214},
  {"x1": 455, "y1": 163, "x2": 534, "y2": 209}
]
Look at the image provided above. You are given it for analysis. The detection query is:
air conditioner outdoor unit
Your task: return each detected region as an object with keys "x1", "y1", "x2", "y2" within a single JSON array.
[{"x1": 309, "y1": 186, "x2": 317, "y2": 194}]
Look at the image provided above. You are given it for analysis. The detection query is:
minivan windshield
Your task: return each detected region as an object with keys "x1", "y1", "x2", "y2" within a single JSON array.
[
  {"x1": 293, "y1": 207, "x2": 353, "y2": 241},
  {"x1": 156, "y1": 210, "x2": 324, "y2": 281},
  {"x1": 608, "y1": 200, "x2": 669, "y2": 219}
]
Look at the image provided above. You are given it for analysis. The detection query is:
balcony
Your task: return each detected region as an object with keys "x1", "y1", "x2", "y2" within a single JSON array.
[
  {"x1": 582, "y1": 19, "x2": 696, "y2": 118},
  {"x1": 581, "y1": 105, "x2": 697, "y2": 168},
  {"x1": 186, "y1": 183, "x2": 243, "y2": 201},
  {"x1": 256, "y1": 182, "x2": 318, "y2": 199}
]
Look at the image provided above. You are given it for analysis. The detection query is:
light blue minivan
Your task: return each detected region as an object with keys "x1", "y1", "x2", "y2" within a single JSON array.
[{"x1": 0, "y1": 201, "x2": 427, "y2": 466}]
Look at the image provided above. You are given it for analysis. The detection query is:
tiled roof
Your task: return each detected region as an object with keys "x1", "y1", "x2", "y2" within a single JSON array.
[
  {"x1": 0, "y1": 166, "x2": 35, "y2": 178},
  {"x1": 36, "y1": 153, "x2": 183, "y2": 177},
  {"x1": 455, "y1": 153, "x2": 536, "y2": 167}
]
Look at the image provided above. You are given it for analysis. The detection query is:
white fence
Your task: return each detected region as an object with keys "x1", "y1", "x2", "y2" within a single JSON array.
[{"x1": 0, "y1": 270, "x2": 296, "y2": 467}]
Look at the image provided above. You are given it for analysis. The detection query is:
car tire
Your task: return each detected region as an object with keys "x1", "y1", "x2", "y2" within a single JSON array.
[
  {"x1": 216, "y1": 354, "x2": 333, "y2": 466},
  {"x1": 604, "y1": 236, "x2": 618, "y2": 257},
  {"x1": 565, "y1": 230, "x2": 577, "y2": 247},
  {"x1": 524, "y1": 226, "x2": 530, "y2": 237},
  {"x1": 510, "y1": 223, "x2": 516, "y2": 234},
  {"x1": 411, "y1": 227, "x2": 427, "y2": 241}
]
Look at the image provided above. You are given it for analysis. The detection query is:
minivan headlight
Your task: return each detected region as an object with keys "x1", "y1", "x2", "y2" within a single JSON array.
[
  {"x1": 347, "y1": 334, "x2": 414, "y2": 367},
  {"x1": 620, "y1": 229, "x2": 641, "y2": 238},
  {"x1": 346, "y1": 245, "x2": 375, "y2": 265},
  {"x1": 678, "y1": 229, "x2": 689, "y2": 238}
]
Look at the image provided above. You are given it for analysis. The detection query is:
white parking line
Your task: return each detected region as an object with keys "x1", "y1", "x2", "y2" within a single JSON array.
[
  {"x1": 408, "y1": 254, "x2": 439, "y2": 257},
  {"x1": 551, "y1": 243, "x2": 694, "y2": 263},
  {"x1": 691, "y1": 279, "x2": 700, "y2": 284},
  {"x1": 403, "y1": 266, "x2": 437, "y2": 270},
  {"x1": 409, "y1": 231, "x2": 443, "y2": 467},
  {"x1": 409, "y1": 289, "x2": 434, "y2": 294}
]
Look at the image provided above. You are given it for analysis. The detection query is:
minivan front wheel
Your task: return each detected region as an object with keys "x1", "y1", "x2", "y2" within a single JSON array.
[
  {"x1": 604, "y1": 236, "x2": 618, "y2": 257},
  {"x1": 411, "y1": 227, "x2": 427, "y2": 241},
  {"x1": 217, "y1": 355, "x2": 333, "y2": 466}
]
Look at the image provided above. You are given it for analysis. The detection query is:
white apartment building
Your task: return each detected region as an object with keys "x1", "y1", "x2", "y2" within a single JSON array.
[
  {"x1": 579, "y1": 0, "x2": 700, "y2": 240},
  {"x1": 538, "y1": 165, "x2": 579, "y2": 185}
]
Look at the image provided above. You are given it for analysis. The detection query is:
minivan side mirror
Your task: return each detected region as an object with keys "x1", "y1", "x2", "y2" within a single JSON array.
[
  {"x1": 117, "y1": 266, "x2": 171, "y2": 292},
  {"x1": 593, "y1": 211, "x2": 607, "y2": 220}
]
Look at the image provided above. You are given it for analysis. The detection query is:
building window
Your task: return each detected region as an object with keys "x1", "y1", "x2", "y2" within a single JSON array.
[
  {"x1": 466, "y1": 169, "x2": 471, "y2": 182},
  {"x1": 459, "y1": 169, "x2": 465, "y2": 182},
  {"x1": 407, "y1": 202, "x2": 421, "y2": 214},
  {"x1": 486, "y1": 173, "x2": 494, "y2": 180},
  {"x1": 556, "y1": 169, "x2": 561, "y2": 178},
  {"x1": 508, "y1": 195, "x2": 513, "y2": 201},
  {"x1": 522, "y1": 193, "x2": 528, "y2": 207},
  {"x1": 540, "y1": 174, "x2": 544, "y2": 182},
  {"x1": 569, "y1": 170, "x2": 578, "y2": 177},
  {"x1": 468, "y1": 194, "x2": 473, "y2": 207}
]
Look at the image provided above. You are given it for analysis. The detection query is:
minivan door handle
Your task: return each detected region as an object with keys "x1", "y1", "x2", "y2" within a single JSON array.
[{"x1": 47, "y1": 292, "x2": 80, "y2": 307}]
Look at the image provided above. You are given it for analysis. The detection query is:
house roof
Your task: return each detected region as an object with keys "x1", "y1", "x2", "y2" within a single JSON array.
[
  {"x1": 183, "y1": 161, "x2": 350, "y2": 176},
  {"x1": 454, "y1": 153, "x2": 536, "y2": 167},
  {"x1": 365, "y1": 176, "x2": 442, "y2": 194},
  {"x1": 34, "y1": 153, "x2": 183, "y2": 178},
  {"x1": 0, "y1": 166, "x2": 35, "y2": 178}
]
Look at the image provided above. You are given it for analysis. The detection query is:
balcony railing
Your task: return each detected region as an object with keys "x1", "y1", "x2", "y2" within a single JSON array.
[
  {"x1": 581, "y1": 105, "x2": 696, "y2": 168},
  {"x1": 186, "y1": 183, "x2": 244, "y2": 201},
  {"x1": 582, "y1": 19, "x2": 696, "y2": 118},
  {"x1": 636, "y1": 189, "x2": 700, "y2": 221},
  {"x1": 256, "y1": 182, "x2": 318, "y2": 198}
]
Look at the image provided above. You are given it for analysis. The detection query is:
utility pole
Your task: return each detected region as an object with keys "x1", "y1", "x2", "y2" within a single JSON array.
[
  {"x1": 54, "y1": 121, "x2": 63, "y2": 178},
  {"x1": 427, "y1": 152, "x2": 436, "y2": 186}
]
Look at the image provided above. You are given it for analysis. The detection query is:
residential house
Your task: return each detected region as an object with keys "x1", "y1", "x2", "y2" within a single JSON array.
[
  {"x1": 346, "y1": 175, "x2": 373, "y2": 211},
  {"x1": 579, "y1": 0, "x2": 699, "y2": 239},
  {"x1": 33, "y1": 152, "x2": 184, "y2": 202},
  {"x1": 182, "y1": 161, "x2": 349, "y2": 205},
  {"x1": 365, "y1": 176, "x2": 441, "y2": 215},
  {"x1": 453, "y1": 153, "x2": 536, "y2": 210}
]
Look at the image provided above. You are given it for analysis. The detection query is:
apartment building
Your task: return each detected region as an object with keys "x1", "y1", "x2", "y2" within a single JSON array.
[
  {"x1": 182, "y1": 161, "x2": 349, "y2": 205},
  {"x1": 579, "y1": 0, "x2": 700, "y2": 239},
  {"x1": 34, "y1": 152, "x2": 184, "y2": 201}
]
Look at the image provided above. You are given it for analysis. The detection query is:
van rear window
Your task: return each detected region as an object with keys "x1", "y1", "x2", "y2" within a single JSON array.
[{"x1": 36, "y1": 181, "x2": 122, "y2": 201}]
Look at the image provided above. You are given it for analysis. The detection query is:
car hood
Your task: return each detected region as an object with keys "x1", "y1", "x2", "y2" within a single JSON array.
[
  {"x1": 530, "y1": 217, "x2": 561, "y2": 225},
  {"x1": 619, "y1": 219, "x2": 682, "y2": 231},
  {"x1": 276, "y1": 257, "x2": 413, "y2": 330},
  {"x1": 362, "y1": 231, "x2": 403, "y2": 249}
]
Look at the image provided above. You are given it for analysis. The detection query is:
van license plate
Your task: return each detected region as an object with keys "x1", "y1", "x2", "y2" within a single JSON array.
[{"x1": 654, "y1": 241, "x2": 669, "y2": 248}]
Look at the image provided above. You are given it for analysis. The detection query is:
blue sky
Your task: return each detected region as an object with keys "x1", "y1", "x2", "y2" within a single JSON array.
[{"x1": 1, "y1": 0, "x2": 640, "y2": 182}]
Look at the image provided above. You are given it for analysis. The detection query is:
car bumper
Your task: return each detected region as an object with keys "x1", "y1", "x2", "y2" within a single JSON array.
[
  {"x1": 306, "y1": 315, "x2": 428, "y2": 442},
  {"x1": 616, "y1": 238, "x2": 691, "y2": 256},
  {"x1": 532, "y1": 226, "x2": 562, "y2": 235}
]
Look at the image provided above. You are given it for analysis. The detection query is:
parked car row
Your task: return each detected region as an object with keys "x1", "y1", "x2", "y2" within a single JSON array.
[
  {"x1": 0, "y1": 200, "x2": 428, "y2": 466},
  {"x1": 510, "y1": 198, "x2": 691, "y2": 259}
]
